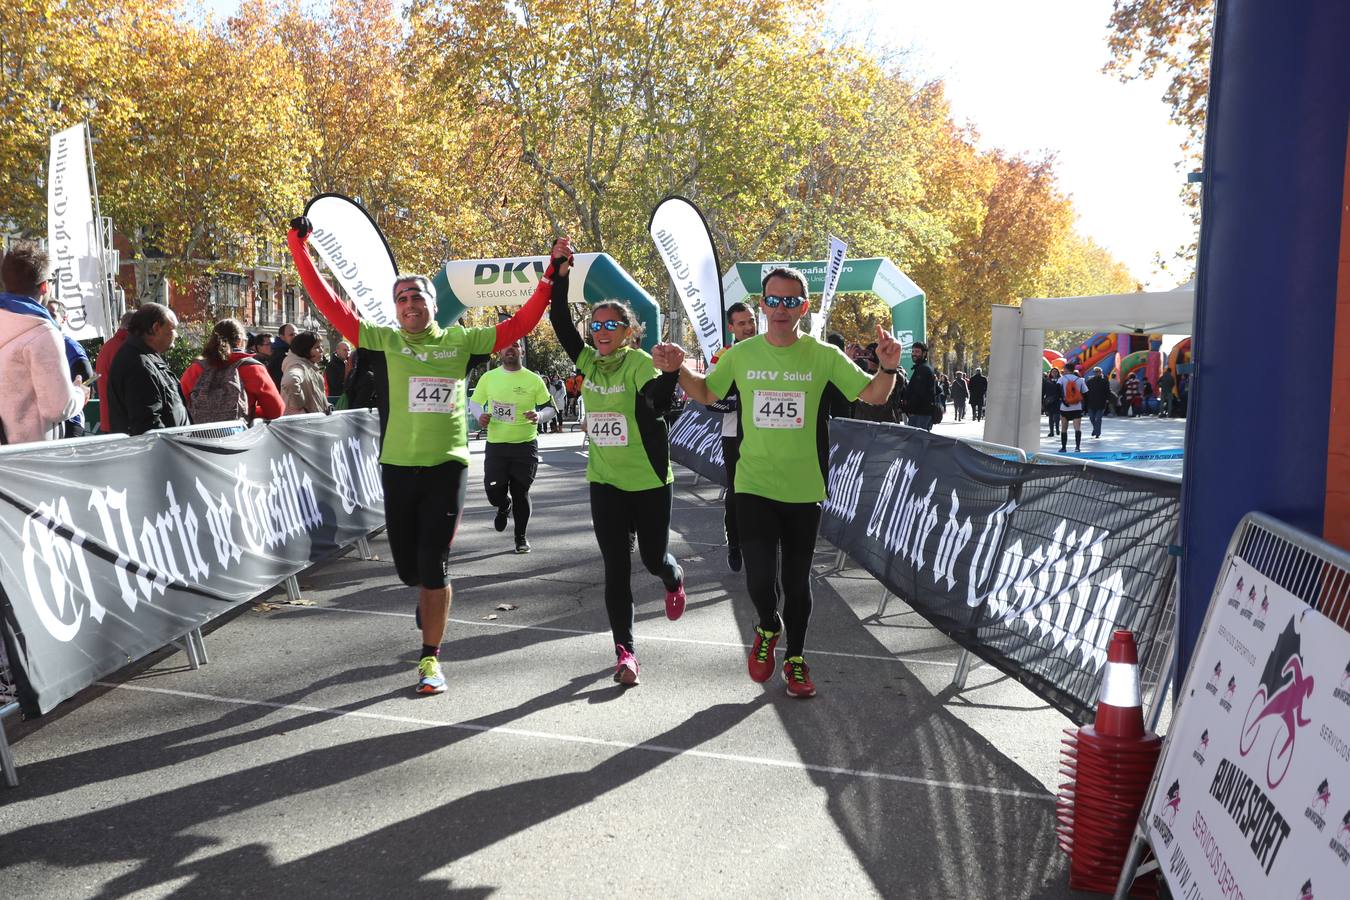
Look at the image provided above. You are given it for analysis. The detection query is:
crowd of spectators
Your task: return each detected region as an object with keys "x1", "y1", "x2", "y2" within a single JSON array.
[{"x1": 0, "y1": 239, "x2": 363, "y2": 447}]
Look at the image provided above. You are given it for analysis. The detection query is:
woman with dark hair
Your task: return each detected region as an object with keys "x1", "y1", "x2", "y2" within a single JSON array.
[
  {"x1": 280, "y1": 330, "x2": 329, "y2": 414},
  {"x1": 181, "y1": 318, "x2": 284, "y2": 423},
  {"x1": 548, "y1": 271, "x2": 686, "y2": 687}
]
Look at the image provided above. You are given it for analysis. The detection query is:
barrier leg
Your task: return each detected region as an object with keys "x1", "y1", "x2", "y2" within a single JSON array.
[
  {"x1": 191, "y1": 627, "x2": 209, "y2": 666},
  {"x1": 951, "y1": 650, "x2": 975, "y2": 689},
  {"x1": 176, "y1": 632, "x2": 201, "y2": 670},
  {"x1": 876, "y1": 587, "x2": 892, "y2": 618},
  {"x1": 356, "y1": 536, "x2": 376, "y2": 560},
  {"x1": 814, "y1": 547, "x2": 847, "y2": 580},
  {"x1": 285, "y1": 576, "x2": 302, "y2": 603},
  {"x1": 1111, "y1": 833, "x2": 1150, "y2": 900},
  {"x1": 0, "y1": 702, "x2": 18, "y2": 788},
  {"x1": 691, "y1": 473, "x2": 702, "y2": 488}
]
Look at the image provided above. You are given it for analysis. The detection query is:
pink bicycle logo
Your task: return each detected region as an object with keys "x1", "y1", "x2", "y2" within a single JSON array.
[{"x1": 1240, "y1": 654, "x2": 1315, "y2": 789}]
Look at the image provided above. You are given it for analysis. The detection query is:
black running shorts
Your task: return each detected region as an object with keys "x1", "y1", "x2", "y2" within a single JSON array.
[{"x1": 380, "y1": 461, "x2": 468, "y2": 589}]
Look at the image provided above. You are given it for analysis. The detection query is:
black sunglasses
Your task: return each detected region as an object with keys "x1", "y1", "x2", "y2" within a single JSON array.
[
  {"x1": 589, "y1": 320, "x2": 627, "y2": 332},
  {"x1": 763, "y1": 294, "x2": 805, "y2": 309}
]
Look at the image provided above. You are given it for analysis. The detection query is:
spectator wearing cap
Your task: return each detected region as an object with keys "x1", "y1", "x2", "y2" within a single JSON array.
[
  {"x1": 107, "y1": 302, "x2": 189, "y2": 435},
  {"x1": 0, "y1": 240, "x2": 90, "y2": 443}
]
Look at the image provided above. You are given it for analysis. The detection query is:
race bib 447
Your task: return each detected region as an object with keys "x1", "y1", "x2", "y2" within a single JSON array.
[
  {"x1": 409, "y1": 377, "x2": 458, "y2": 414},
  {"x1": 753, "y1": 390, "x2": 805, "y2": 429},
  {"x1": 587, "y1": 412, "x2": 629, "y2": 446}
]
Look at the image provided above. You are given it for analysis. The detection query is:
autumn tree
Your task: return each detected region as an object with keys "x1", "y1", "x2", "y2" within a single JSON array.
[{"x1": 1105, "y1": 0, "x2": 1214, "y2": 263}]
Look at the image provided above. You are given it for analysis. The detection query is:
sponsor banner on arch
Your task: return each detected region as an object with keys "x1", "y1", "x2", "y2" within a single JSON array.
[
  {"x1": 669, "y1": 410, "x2": 1179, "y2": 723},
  {"x1": 1144, "y1": 559, "x2": 1350, "y2": 900},
  {"x1": 0, "y1": 412, "x2": 385, "y2": 715}
]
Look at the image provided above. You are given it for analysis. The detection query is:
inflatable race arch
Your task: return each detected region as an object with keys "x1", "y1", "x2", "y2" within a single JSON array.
[{"x1": 433, "y1": 253, "x2": 661, "y2": 351}]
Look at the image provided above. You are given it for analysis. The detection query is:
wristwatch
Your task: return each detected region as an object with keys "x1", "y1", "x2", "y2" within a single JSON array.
[{"x1": 879, "y1": 365, "x2": 898, "y2": 374}]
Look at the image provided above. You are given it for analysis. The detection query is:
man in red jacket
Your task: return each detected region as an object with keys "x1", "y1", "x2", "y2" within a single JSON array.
[
  {"x1": 288, "y1": 216, "x2": 570, "y2": 697},
  {"x1": 94, "y1": 311, "x2": 135, "y2": 434}
]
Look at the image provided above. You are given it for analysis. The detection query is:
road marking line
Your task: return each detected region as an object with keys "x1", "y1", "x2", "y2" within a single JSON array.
[
  {"x1": 94, "y1": 681, "x2": 1051, "y2": 802},
  {"x1": 286, "y1": 605, "x2": 960, "y2": 668}
]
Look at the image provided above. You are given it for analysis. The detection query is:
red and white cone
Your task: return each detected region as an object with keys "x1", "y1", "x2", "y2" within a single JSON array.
[{"x1": 1056, "y1": 629, "x2": 1161, "y2": 897}]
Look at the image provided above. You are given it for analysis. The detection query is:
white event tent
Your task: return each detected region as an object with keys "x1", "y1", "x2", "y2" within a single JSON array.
[{"x1": 982, "y1": 283, "x2": 1196, "y2": 452}]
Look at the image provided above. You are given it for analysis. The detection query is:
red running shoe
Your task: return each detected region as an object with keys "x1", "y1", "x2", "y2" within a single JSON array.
[
  {"x1": 665, "y1": 582, "x2": 686, "y2": 620},
  {"x1": 782, "y1": 656, "x2": 817, "y2": 698},
  {"x1": 747, "y1": 620, "x2": 781, "y2": 683},
  {"x1": 614, "y1": 645, "x2": 640, "y2": 686}
]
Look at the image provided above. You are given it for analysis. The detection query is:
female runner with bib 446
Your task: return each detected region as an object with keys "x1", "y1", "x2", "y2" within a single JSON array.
[{"x1": 548, "y1": 264, "x2": 686, "y2": 686}]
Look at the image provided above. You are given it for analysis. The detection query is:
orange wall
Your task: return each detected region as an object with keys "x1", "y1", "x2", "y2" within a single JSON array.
[{"x1": 1325, "y1": 121, "x2": 1350, "y2": 550}]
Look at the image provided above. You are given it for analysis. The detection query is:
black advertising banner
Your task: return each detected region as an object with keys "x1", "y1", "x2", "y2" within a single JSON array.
[
  {"x1": 668, "y1": 402, "x2": 729, "y2": 485},
  {"x1": 0, "y1": 412, "x2": 385, "y2": 715},
  {"x1": 672, "y1": 408, "x2": 1180, "y2": 724}
]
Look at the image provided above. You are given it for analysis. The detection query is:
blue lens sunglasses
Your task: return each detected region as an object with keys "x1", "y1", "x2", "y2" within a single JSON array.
[
  {"x1": 763, "y1": 294, "x2": 806, "y2": 309},
  {"x1": 589, "y1": 320, "x2": 627, "y2": 332}
]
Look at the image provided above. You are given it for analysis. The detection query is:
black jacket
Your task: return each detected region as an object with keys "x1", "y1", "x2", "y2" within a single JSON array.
[
  {"x1": 1085, "y1": 374, "x2": 1110, "y2": 411},
  {"x1": 325, "y1": 356, "x2": 347, "y2": 396},
  {"x1": 266, "y1": 337, "x2": 290, "y2": 387},
  {"x1": 904, "y1": 360, "x2": 937, "y2": 416},
  {"x1": 108, "y1": 334, "x2": 190, "y2": 435},
  {"x1": 1041, "y1": 378, "x2": 1062, "y2": 413},
  {"x1": 968, "y1": 373, "x2": 988, "y2": 403}
]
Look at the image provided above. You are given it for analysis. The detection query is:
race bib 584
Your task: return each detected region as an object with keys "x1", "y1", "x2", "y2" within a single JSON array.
[{"x1": 491, "y1": 400, "x2": 517, "y2": 423}]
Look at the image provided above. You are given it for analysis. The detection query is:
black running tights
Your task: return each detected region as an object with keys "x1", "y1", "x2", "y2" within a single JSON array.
[
  {"x1": 735, "y1": 493, "x2": 821, "y2": 658},
  {"x1": 589, "y1": 481, "x2": 684, "y2": 652}
]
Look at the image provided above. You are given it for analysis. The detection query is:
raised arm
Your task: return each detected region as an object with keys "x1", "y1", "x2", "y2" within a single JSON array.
[
  {"x1": 856, "y1": 326, "x2": 901, "y2": 406},
  {"x1": 548, "y1": 272, "x2": 586, "y2": 362},
  {"x1": 287, "y1": 218, "x2": 359, "y2": 344},
  {"x1": 494, "y1": 238, "x2": 572, "y2": 351}
]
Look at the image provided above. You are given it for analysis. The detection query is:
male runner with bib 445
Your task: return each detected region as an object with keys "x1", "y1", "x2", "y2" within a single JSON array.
[
  {"x1": 289, "y1": 216, "x2": 571, "y2": 696},
  {"x1": 657, "y1": 267, "x2": 901, "y2": 697}
]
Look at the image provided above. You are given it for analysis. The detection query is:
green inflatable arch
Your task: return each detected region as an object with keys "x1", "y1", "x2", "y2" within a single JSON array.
[
  {"x1": 432, "y1": 252, "x2": 661, "y2": 351},
  {"x1": 722, "y1": 257, "x2": 927, "y2": 370}
]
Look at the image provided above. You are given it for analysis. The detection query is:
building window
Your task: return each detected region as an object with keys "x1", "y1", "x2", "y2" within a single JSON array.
[
  {"x1": 283, "y1": 288, "x2": 296, "y2": 325},
  {"x1": 212, "y1": 273, "x2": 245, "y2": 321},
  {"x1": 256, "y1": 282, "x2": 272, "y2": 326}
]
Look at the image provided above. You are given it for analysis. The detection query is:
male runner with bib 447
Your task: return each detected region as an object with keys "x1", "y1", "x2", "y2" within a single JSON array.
[
  {"x1": 289, "y1": 216, "x2": 571, "y2": 696},
  {"x1": 656, "y1": 267, "x2": 901, "y2": 697}
]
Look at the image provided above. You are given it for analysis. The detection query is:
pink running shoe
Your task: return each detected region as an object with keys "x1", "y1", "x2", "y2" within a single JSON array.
[
  {"x1": 665, "y1": 582, "x2": 686, "y2": 620},
  {"x1": 614, "y1": 645, "x2": 640, "y2": 686}
]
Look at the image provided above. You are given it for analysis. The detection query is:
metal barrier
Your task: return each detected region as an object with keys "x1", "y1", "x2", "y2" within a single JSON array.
[
  {"x1": 1113, "y1": 512, "x2": 1350, "y2": 898},
  {"x1": 0, "y1": 701, "x2": 18, "y2": 788},
  {"x1": 0, "y1": 410, "x2": 386, "y2": 788},
  {"x1": 872, "y1": 429, "x2": 1032, "y2": 690}
]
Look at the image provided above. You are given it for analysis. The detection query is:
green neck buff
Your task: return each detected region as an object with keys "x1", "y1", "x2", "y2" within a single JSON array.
[{"x1": 590, "y1": 345, "x2": 630, "y2": 375}]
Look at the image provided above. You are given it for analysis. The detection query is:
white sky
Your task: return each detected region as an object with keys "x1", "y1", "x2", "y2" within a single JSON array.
[
  {"x1": 832, "y1": 0, "x2": 1198, "y2": 289},
  {"x1": 204, "y1": 0, "x2": 1198, "y2": 289}
]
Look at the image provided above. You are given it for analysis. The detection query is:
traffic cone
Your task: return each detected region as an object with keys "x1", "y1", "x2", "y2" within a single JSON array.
[{"x1": 1055, "y1": 630, "x2": 1161, "y2": 896}]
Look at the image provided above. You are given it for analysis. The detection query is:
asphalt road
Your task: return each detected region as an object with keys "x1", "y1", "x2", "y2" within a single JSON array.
[{"x1": 0, "y1": 430, "x2": 1105, "y2": 898}]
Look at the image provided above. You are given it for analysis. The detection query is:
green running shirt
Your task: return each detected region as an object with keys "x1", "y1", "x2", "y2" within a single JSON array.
[
  {"x1": 359, "y1": 320, "x2": 497, "y2": 467},
  {"x1": 705, "y1": 334, "x2": 872, "y2": 503},
  {"x1": 576, "y1": 345, "x2": 672, "y2": 490},
  {"x1": 471, "y1": 366, "x2": 551, "y2": 444}
]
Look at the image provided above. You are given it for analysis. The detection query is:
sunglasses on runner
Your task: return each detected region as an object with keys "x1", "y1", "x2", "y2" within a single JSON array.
[
  {"x1": 763, "y1": 294, "x2": 806, "y2": 309},
  {"x1": 589, "y1": 320, "x2": 627, "y2": 332}
]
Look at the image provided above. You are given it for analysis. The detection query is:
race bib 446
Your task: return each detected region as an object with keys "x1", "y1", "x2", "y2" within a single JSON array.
[
  {"x1": 588, "y1": 412, "x2": 629, "y2": 446},
  {"x1": 409, "y1": 377, "x2": 458, "y2": 414},
  {"x1": 753, "y1": 390, "x2": 805, "y2": 429}
]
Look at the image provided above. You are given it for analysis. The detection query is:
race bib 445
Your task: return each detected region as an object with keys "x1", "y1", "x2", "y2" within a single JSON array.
[
  {"x1": 753, "y1": 390, "x2": 805, "y2": 429},
  {"x1": 409, "y1": 377, "x2": 458, "y2": 414}
]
